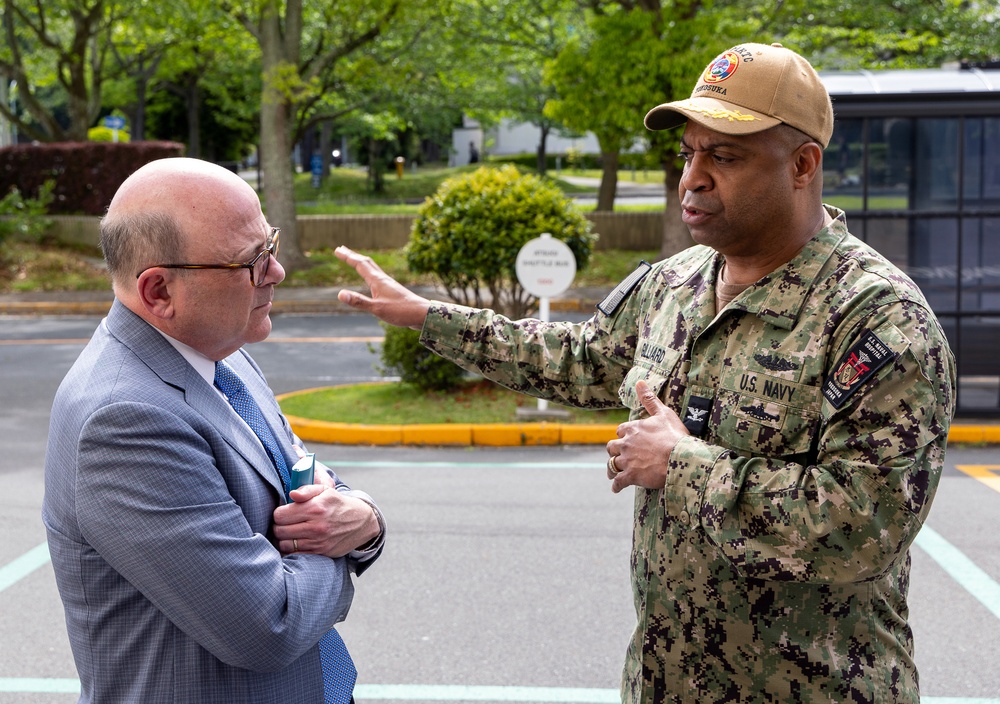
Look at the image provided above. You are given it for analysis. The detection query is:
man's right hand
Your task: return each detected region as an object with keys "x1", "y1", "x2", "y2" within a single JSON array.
[{"x1": 335, "y1": 246, "x2": 432, "y2": 330}]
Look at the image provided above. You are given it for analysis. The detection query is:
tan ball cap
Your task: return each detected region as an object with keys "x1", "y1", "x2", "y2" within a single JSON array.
[{"x1": 644, "y1": 43, "x2": 834, "y2": 148}]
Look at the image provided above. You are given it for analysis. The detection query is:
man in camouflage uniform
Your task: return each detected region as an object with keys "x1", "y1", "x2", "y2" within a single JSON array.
[{"x1": 336, "y1": 42, "x2": 955, "y2": 704}]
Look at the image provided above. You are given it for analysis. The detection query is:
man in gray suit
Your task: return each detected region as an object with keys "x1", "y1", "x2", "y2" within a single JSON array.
[{"x1": 42, "y1": 157, "x2": 384, "y2": 703}]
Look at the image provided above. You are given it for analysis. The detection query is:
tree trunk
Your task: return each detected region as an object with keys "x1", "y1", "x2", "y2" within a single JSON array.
[
  {"x1": 260, "y1": 92, "x2": 307, "y2": 271},
  {"x1": 597, "y1": 150, "x2": 618, "y2": 212},
  {"x1": 536, "y1": 124, "x2": 549, "y2": 176},
  {"x1": 132, "y1": 77, "x2": 147, "y2": 141},
  {"x1": 186, "y1": 80, "x2": 201, "y2": 158},
  {"x1": 368, "y1": 138, "x2": 386, "y2": 193},
  {"x1": 660, "y1": 161, "x2": 693, "y2": 259},
  {"x1": 319, "y1": 121, "x2": 332, "y2": 183},
  {"x1": 257, "y1": 2, "x2": 308, "y2": 274}
]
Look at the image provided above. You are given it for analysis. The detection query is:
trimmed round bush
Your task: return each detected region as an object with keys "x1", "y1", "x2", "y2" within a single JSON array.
[
  {"x1": 406, "y1": 164, "x2": 597, "y2": 319},
  {"x1": 377, "y1": 324, "x2": 466, "y2": 392}
]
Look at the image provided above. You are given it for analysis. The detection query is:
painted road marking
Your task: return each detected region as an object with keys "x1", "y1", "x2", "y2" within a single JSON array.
[
  {"x1": 0, "y1": 337, "x2": 383, "y2": 346},
  {"x1": 0, "y1": 679, "x2": 997, "y2": 703},
  {"x1": 0, "y1": 338, "x2": 92, "y2": 345},
  {"x1": 0, "y1": 542, "x2": 50, "y2": 594},
  {"x1": 914, "y1": 524, "x2": 1000, "y2": 622},
  {"x1": 5, "y1": 467, "x2": 998, "y2": 702},
  {"x1": 954, "y1": 464, "x2": 1000, "y2": 495},
  {"x1": 323, "y1": 460, "x2": 609, "y2": 469}
]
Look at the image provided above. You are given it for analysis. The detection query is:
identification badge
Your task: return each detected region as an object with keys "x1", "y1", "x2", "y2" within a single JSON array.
[
  {"x1": 597, "y1": 261, "x2": 652, "y2": 315},
  {"x1": 822, "y1": 330, "x2": 898, "y2": 408}
]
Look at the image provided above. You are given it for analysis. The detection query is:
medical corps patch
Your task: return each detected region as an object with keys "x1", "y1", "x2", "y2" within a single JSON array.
[{"x1": 822, "y1": 330, "x2": 898, "y2": 408}]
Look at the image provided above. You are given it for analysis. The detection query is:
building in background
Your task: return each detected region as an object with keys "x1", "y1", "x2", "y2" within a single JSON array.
[
  {"x1": 451, "y1": 115, "x2": 599, "y2": 166},
  {"x1": 821, "y1": 64, "x2": 1000, "y2": 416}
]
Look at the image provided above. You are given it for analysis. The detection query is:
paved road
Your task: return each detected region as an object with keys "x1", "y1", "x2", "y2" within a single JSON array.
[{"x1": 1, "y1": 314, "x2": 998, "y2": 703}]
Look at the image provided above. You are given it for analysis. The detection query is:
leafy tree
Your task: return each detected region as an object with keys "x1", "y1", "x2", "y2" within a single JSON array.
[
  {"x1": 103, "y1": 0, "x2": 175, "y2": 142},
  {"x1": 545, "y1": 10, "x2": 656, "y2": 210},
  {"x1": 315, "y1": 2, "x2": 465, "y2": 191},
  {"x1": 765, "y1": 0, "x2": 1000, "y2": 68},
  {"x1": 449, "y1": 0, "x2": 584, "y2": 175},
  {"x1": 0, "y1": 0, "x2": 127, "y2": 141},
  {"x1": 225, "y1": 0, "x2": 420, "y2": 272},
  {"x1": 407, "y1": 164, "x2": 596, "y2": 318},
  {"x1": 573, "y1": 1, "x2": 737, "y2": 256}
]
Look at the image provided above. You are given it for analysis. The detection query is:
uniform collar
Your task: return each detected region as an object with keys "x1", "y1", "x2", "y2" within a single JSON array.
[{"x1": 666, "y1": 206, "x2": 849, "y2": 331}]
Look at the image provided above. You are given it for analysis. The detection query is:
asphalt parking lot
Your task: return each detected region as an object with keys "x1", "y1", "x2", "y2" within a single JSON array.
[{"x1": 1, "y1": 313, "x2": 998, "y2": 703}]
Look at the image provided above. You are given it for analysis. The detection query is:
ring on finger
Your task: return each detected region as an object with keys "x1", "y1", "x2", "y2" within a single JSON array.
[
  {"x1": 608, "y1": 455, "x2": 622, "y2": 476},
  {"x1": 293, "y1": 539, "x2": 299, "y2": 552}
]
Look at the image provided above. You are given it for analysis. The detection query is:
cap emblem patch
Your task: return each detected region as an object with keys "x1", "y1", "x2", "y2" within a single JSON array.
[{"x1": 703, "y1": 51, "x2": 740, "y2": 84}]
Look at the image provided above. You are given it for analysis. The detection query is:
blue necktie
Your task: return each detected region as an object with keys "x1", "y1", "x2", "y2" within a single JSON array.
[
  {"x1": 214, "y1": 361, "x2": 358, "y2": 704},
  {"x1": 214, "y1": 361, "x2": 290, "y2": 495}
]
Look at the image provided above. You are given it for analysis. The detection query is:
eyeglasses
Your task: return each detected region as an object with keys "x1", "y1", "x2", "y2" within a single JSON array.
[{"x1": 136, "y1": 228, "x2": 280, "y2": 287}]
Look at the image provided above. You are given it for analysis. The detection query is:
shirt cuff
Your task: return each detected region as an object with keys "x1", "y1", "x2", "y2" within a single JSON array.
[
  {"x1": 662, "y1": 435, "x2": 725, "y2": 528},
  {"x1": 344, "y1": 489, "x2": 385, "y2": 561}
]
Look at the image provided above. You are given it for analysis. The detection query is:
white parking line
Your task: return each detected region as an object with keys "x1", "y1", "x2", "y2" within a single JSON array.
[
  {"x1": 1, "y1": 679, "x2": 998, "y2": 703},
  {"x1": 914, "y1": 524, "x2": 1000, "y2": 622},
  {"x1": 0, "y1": 542, "x2": 49, "y2": 594}
]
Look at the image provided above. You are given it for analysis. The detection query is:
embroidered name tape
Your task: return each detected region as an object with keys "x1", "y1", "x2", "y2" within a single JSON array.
[
  {"x1": 822, "y1": 329, "x2": 898, "y2": 408},
  {"x1": 598, "y1": 261, "x2": 652, "y2": 315}
]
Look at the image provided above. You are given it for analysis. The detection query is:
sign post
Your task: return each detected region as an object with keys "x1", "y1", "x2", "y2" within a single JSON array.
[
  {"x1": 515, "y1": 233, "x2": 577, "y2": 416},
  {"x1": 103, "y1": 115, "x2": 125, "y2": 143}
]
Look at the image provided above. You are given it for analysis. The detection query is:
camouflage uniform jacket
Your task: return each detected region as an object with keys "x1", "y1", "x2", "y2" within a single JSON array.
[{"x1": 420, "y1": 213, "x2": 956, "y2": 703}]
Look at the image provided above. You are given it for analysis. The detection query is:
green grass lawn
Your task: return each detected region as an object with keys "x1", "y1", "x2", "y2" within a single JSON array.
[{"x1": 279, "y1": 378, "x2": 629, "y2": 425}]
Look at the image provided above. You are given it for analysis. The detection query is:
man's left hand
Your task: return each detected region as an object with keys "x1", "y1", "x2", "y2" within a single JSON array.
[
  {"x1": 606, "y1": 379, "x2": 691, "y2": 494},
  {"x1": 273, "y1": 486, "x2": 380, "y2": 557}
]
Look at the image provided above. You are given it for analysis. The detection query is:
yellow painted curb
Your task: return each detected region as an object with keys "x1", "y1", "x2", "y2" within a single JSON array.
[
  {"x1": 286, "y1": 418, "x2": 1000, "y2": 447},
  {"x1": 276, "y1": 384, "x2": 622, "y2": 446},
  {"x1": 278, "y1": 387, "x2": 1000, "y2": 446},
  {"x1": 947, "y1": 425, "x2": 1000, "y2": 444},
  {"x1": 284, "y1": 414, "x2": 620, "y2": 446},
  {"x1": 471, "y1": 423, "x2": 561, "y2": 446},
  {"x1": 562, "y1": 424, "x2": 618, "y2": 445},
  {"x1": 402, "y1": 424, "x2": 472, "y2": 446}
]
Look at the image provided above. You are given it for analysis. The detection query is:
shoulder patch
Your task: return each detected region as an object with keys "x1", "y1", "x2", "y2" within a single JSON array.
[
  {"x1": 597, "y1": 261, "x2": 652, "y2": 316},
  {"x1": 822, "y1": 330, "x2": 898, "y2": 409}
]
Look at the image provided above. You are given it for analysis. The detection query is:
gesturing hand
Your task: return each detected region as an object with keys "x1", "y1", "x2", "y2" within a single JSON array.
[
  {"x1": 334, "y1": 246, "x2": 431, "y2": 329},
  {"x1": 605, "y1": 380, "x2": 691, "y2": 494}
]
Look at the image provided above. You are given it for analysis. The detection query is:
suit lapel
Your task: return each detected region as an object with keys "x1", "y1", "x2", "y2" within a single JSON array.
[{"x1": 106, "y1": 301, "x2": 286, "y2": 498}]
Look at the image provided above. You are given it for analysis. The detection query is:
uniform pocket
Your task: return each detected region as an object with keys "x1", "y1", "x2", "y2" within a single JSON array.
[
  {"x1": 619, "y1": 346, "x2": 684, "y2": 416},
  {"x1": 715, "y1": 364, "x2": 822, "y2": 459}
]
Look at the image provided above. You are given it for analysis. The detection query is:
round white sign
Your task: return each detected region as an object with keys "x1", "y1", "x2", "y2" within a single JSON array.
[{"x1": 515, "y1": 233, "x2": 577, "y2": 298}]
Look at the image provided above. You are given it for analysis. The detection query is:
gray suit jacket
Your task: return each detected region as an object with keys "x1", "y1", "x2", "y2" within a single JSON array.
[{"x1": 43, "y1": 301, "x2": 362, "y2": 703}]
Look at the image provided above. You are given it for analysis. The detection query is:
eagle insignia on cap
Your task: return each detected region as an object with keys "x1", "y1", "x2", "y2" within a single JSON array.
[{"x1": 703, "y1": 51, "x2": 740, "y2": 83}]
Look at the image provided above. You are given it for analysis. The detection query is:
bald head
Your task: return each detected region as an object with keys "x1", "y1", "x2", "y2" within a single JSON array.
[{"x1": 101, "y1": 158, "x2": 263, "y2": 290}]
